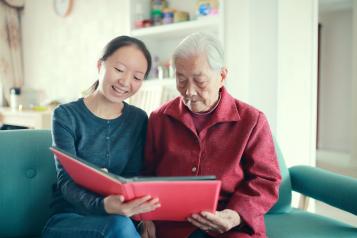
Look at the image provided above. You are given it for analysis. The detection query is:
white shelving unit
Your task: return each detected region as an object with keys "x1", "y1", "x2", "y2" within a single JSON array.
[
  {"x1": 131, "y1": 15, "x2": 221, "y2": 39},
  {"x1": 127, "y1": 0, "x2": 224, "y2": 114}
]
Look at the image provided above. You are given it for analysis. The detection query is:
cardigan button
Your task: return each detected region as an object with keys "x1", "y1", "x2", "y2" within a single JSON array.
[
  {"x1": 25, "y1": 168, "x2": 36, "y2": 178},
  {"x1": 192, "y1": 166, "x2": 197, "y2": 173}
]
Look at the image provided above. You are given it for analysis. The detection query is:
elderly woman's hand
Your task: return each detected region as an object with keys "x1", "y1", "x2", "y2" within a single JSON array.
[{"x1": 187, "y1": 209, "x2": 241, "y2": 234}]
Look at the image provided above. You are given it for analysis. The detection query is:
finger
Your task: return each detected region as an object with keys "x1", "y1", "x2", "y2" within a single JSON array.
[
  {"x1": 148, "y1": 197, "x2": 160, "y2": 205},
  {"x1": 122, "y1": 201, "x2": 160, "y2": 217},
  {"x1": 200, "y1": 211, "x2": 223, "y2": 224},
  {"x1": 127, "y1": 195, "x2": 152, "y2": 207},
  {"x1": 187, "y1": 217, "x2": 211, "y2": 232},
  {"x1": 194, "y1": 213, "x2": 226, "y2": 233},
  {"x1": 135, "y1": 206, "x2": 158, "y2": 214},
  {"x1": 192, "y1": 214, "x2": 222, "y2": 232},
  {"x1": 189, "y1": 214, "x2": 222, "y2": 233},
  {"x1": 109, "y1": 195, "x2": 125, "y2": 203},
  {"x1": 200, "y1": 211, "x2": 228, "y2": 232},
  {"x1": 135, "y1": 202, "x2": 161, "y2": 214},
  {"x1": 188, "y1": 217, "x2": 223, "y2": 234},
  {"x1": 135, "y1": 197, "x2": 161, "y2": 211},
  {"x1": 128, "y1": 198, "x2": 161, "y2": 215}
]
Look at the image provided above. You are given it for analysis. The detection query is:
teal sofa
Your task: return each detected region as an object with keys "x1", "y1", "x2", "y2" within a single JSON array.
[
  {"x1": 0, "y1": 130, "x2": 356, "y2": 237},
  {"x1": 0, "y1": 130, "x2": 55, "y2": 238}
]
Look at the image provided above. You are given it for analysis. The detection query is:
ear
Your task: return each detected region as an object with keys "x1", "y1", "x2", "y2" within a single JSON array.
[
  {"x1": 97, "y1": 60, "x2": 103, "y2": 73},
  {"x1": 220, "y1": 67, "x2": 228, "y2": 86}
]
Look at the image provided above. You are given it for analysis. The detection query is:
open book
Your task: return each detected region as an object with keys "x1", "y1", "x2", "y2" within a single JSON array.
[{"x1": 50, "y1": 147, "x2": 221, "y2": 221}]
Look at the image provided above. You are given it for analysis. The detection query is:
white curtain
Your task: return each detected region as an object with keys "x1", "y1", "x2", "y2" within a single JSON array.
[{"x1": 0, "y1": 0, "x2": 24, "y2": 106}]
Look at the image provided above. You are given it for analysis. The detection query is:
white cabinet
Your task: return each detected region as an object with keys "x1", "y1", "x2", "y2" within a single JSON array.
[
  {"x1": 0, "y1": 107, "x2": 52, "y2": 129},
  {"x1": 126, "y1": 0, "x2": 224, "y2": 114}
]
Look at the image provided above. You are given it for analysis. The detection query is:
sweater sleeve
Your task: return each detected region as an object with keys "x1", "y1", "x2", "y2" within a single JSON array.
[
  {"x1": 52, "y1": 106, "x2": 106, "y2": 215},
  {"x1": 226, "y1": 112, "x2": 281, "y2": 235}
]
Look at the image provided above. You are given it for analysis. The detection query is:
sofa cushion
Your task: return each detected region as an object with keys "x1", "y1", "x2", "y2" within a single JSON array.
[
  {"x1": 265, "y1": 208, "x2": 357, "y2": 237},
  {"x1": 0, "y1": 130, "x2": 56, "y2": 238}
]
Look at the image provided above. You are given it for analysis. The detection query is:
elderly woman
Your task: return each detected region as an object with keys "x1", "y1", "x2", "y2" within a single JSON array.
[{"x1": 143, "y1": 32, "x2": 281, "y2": 238}]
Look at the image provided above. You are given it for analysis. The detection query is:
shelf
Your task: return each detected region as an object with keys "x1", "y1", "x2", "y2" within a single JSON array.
[{"x1": 130, "y1": 15, "x2": 220, "y2": 40}]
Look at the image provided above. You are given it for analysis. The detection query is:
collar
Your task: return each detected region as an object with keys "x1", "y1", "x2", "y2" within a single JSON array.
[{"x1": 163, "y1": 87, "x2": 241, "y2": 134}]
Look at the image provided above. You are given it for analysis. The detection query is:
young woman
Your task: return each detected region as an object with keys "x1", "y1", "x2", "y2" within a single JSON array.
[{"x1": 42, "y1": 36, "x2": 160, "y2": 238}]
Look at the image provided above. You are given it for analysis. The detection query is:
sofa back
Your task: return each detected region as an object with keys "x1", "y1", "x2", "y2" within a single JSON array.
[
  {"x1": 267, "y1": 140, "x2": 292, "y2": 213},
  {"x1": 0, "y1": 130, "x2": 56, "y2": 238}
]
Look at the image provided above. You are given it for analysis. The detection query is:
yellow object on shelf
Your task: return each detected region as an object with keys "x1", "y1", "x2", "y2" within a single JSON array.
[
  {"x1": 174, "y1": 11, "x2": 189, "y2": 23},
  {"x1": 32, "y1": 106, "x2": 49, "y2": 112}
]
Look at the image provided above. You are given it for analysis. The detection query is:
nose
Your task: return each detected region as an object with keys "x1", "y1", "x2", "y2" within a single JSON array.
[
  {"x1": 185, "y1": 82, "x2": 197, "y2": 97},
  {"x1": 119, "y1": 72, "x2": 131, "y2": 87}
]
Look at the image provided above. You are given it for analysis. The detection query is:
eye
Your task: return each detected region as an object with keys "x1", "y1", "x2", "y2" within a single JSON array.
[
  {"x1": 177, "y1": 79, "x2": 186, "y2": 87},
  {"x1": 114, "y1": 67, "x2": 124, "y2": 72},
  {"x1": 194, "y1": 78, "x2": 206, "y2": 87},
  {"x1": 177, "y1": 75, "x2": 186, "y2": 82},
  {"x1": 134, "y1": 76, "x2": 144, "y2": 81}
]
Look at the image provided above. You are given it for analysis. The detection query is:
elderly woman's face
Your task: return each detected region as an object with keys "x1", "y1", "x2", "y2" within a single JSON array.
[{"x1": 175, "y1": 54, "x2": 226, "y2": 113}]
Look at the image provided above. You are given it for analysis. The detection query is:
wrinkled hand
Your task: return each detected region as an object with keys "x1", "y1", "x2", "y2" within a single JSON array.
[
  {"x1": 188, "y1": 209, "x2": 241, "y2": 234},
  {"x1": 140, "y1": 220, "x2": 156, "y2": 238},
  {"x1": 104, "y1": 195, "x2": 160, "y2": 217}
]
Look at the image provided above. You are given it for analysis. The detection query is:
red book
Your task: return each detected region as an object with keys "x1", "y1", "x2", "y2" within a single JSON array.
[{"x1": 50, "y1": 147, "x2": 221, "y2": 221}]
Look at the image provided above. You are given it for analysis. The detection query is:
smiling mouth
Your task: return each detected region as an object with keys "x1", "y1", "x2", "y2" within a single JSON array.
[{"x1": 112, "y1": 86, "x2": 128, "y2": 95}]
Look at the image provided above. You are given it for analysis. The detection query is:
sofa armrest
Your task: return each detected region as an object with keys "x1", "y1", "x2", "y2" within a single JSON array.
[{"x1": 289, "y1": 165, "x2": 357, "y2": 215}]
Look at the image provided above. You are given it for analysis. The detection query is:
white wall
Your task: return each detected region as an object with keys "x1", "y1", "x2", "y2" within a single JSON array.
[
  {"x1": 21, "y1": 0, "x2": 129, "y2": 103},
  {"x1": 224, "y1": 0, "x2": 251, "y2": 103},
  {"x1": 225, "y1": 0, "x2": 278, "y2": 133},
  {"x1": 249, "y1": 1, "x2": 278, "y2": 134},
  {"x1": 225, "y1": 0, "x2": 318, "y2": 168},
  {"x1": 352, "y1": 1, "x2": 357, "y2": 166},
  {"x1": 277, "y1": 0, "x2": 318, "y2": 168},
  {"x1": 21, "y1": 0, "x2": 318, "y2": 168},
  {"x1": 318, "y1": 10, "x2": 352, "y2": 153}
]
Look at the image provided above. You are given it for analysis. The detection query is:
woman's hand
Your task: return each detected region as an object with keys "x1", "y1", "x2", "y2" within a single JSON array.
[
  {"x1": 140, "y1": 220, "x2": 156, "y2": 238},
  {"x1": 104, "y1": 195, "x2": 160, "y2": 217},
  {"x1": 187, "y1": 209, "x2": 241, "y2": 234}
]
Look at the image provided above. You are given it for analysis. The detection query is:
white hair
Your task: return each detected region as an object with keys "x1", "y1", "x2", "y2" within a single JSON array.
[{"x1": 172, "y1": 32, "x2": 224, "y2": 71}]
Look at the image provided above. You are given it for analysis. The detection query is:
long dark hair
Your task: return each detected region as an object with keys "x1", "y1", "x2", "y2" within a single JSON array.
[{"x1": 86, "y1": 36, "x2": 152, "y2": 94}]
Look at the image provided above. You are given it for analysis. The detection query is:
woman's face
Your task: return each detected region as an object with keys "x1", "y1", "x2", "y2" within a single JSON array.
[
  {"x1": 97, "y1": 45, "x2": 147, "y2": 104},
  {"x1": 175, "y1": 54, "x2": 227, "y2": 113}
]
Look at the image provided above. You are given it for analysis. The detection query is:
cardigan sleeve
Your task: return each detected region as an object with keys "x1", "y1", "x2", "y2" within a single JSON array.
[
  {"x1": 52, "y1": 106, "x2": 106, "y2": 215},
  {"x1": 226, "y1": 112, "x2": 281, "y2": 235}
]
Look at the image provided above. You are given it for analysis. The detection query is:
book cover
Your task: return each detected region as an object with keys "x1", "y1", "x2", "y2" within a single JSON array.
[{"x1": 50, "y1": 147, "x2": 221, "y2": 221}]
